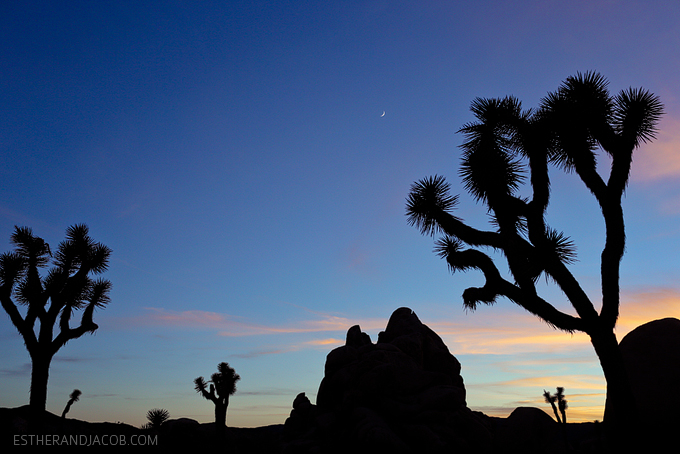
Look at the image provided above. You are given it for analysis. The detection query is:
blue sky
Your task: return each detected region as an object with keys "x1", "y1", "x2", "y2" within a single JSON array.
[{"x1": 1, "y1": 1, "x2": 680, "y2": 427}]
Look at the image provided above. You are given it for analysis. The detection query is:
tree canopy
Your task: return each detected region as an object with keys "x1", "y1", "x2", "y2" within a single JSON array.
[
  {"x1": 407, "y1": 72, "x2": 663, "y2": 335},
  {"x1": 406, "y1": 72, "x2": 663, "y2": 441}
]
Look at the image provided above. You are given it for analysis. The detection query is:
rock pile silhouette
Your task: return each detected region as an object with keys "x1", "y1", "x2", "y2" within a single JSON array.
[
  {"x1": 283, "y1": 307, "x2": 493, "y2": 453},
  {"x1": 613, "y1": 317, "x2": 680, "y2": 445}
]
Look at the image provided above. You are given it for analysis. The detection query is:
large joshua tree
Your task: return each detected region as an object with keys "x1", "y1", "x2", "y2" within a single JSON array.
[
  {"x1": 0, "y1": 224, "x2": 112, "y2": 414},
  {"x1": 194, "y1": 362, "x2": 240, "y2": 430},
  {"x1": 406, "y1": 73, "x2": 663, "y2": 432}
]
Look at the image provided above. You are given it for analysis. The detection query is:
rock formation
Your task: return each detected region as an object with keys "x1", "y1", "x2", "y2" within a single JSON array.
[
  {"x1": 615, "y1": 317, "x2": 680, "y2": 441},
  {"x1": 283, "y1": 307, "x2": 493, "y2": 453}
]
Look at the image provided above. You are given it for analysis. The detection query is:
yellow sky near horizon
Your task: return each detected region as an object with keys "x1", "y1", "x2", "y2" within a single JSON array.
[{"x1": 131, "y1": 285, "x2": 680, "y2": 348}]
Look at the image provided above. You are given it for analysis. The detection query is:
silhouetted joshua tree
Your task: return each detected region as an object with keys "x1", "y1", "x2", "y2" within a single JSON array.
[
  {"x1": 544, "y1": 387, "x2": 568, "y2": 424},
  {"x1": 0, "y1": 225, "x2": 112, "y2": 414},
  {"x1": 543, "y1": 389, "x2": 562, "y2": 423},
  {"x1": 142, "y1": 408, "x2": 170, "y2": 430},
  {"x1": 557, "y1": 387, "x2": 568, "y2": 424},
  {"x1": 194, "y1": 362, "x2": 240, "y2": 430},
  {"x1": 61, "y1": 389, "x2": 82, "y2": 418},
  {"x1": 406, "y1": 72, "x2": 663, "y2": 437}
]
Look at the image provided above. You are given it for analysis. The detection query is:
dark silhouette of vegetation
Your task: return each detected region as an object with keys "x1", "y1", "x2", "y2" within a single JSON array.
[
  {"x1": 0, "y1": 224, "x2": 112, "y2": 414},
  {"x1": 194, "y1": 362, "x2": 240, "y2": 431},
  {"x1": 543, "y1": 387, "x2": 567, "y2": 424},
  {"x1": 406, "y1": 72, "x2": 662, "y2": 441},
  {"x1": 557, "y1": 387, "x2": 568, "y2": 424},
  {"x1": 142, "y1": 408, "x2": 170, "y2": 430},
  {"x1": 61, "y1": 389, "x2": 82, "y2": 418}
]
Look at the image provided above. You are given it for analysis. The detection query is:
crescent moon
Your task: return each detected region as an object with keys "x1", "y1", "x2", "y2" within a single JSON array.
[{"x1": 381, "y1": 111, "x2": 385, "y2": 117}]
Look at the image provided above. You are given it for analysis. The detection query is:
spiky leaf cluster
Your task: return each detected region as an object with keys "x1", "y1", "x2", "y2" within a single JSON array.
[
  {"x1": 613, "y1": 87, "x2": 664, "y2": 148},
  {"x1": 406, "y1": 175, "x2": 458, "y2": 236},
  {"x1": 194, "y1": 362, "x2": 240, "y2": 404},
  {"x1": 458, "y1": 96, "x2": 527, "y2": 203},
  {"x1": 145, "y1": 408, "x2": 170, "y2": 429},
  {"x1": 69, "y1": 389, "x2": 82, "y2": 402}
]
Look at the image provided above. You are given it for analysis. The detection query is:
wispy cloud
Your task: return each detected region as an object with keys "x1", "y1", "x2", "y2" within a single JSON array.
[
  {"x1": 230, "y1": 349, "x2": 290, "y2": 359},
  {"x1": 430, "y1": 313, "x2": 592, "y2": 356},
  {"x1": 53, "y1": 355, "x2": 93, "y2": 363},
  {"x1": 237, "y1": 388, "x2": 303, "y2": 397},
  {"x1": 131, "y1": 307, "x2": 386, "y2": 338},
  {"x1": 493, "y1": 375, "x2": 606, "y2": 391},
  {"x1": 0, "y1": 362, "x2": 31, "y2": 377},
  {"x1": 304, "y1": 338, "x2": 344, "y2": 347}
]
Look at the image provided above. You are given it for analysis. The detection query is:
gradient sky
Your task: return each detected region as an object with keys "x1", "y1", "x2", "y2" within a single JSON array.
[{"x1": 1, "y1": 1, "x2": 680, "y2": 428}]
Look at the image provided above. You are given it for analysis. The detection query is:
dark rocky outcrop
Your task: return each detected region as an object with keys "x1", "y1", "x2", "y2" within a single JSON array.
[
  {"x1": 495, "y1": 407, "x2": 565, "y2": 453},
  {"x1": 615, "y1": 317, "x2": 680, "y2": 442},
  {"x1": 283, "y1": 307, "x2": 493, "y2": 453}
]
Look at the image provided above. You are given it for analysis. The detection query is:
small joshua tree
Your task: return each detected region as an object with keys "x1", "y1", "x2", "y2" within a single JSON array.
[
  {"x1": 142, "y1": 408, "x2": 170, "y2": 430},
  {"x1": 194, "y1": 362, "x2": 240, "y2": 430},
  {"x1": 556, "y1": 387, "x2": 568, "y2": 424},
  {"x1": 544, "y1": 387, "x2": 568, "y2": 424},
  {"x1": 61, "y1": 389, "x2": 81, "y2": 418},
  {"x1": 543, "y1": 389, "x2": 562, "y2": 423}
]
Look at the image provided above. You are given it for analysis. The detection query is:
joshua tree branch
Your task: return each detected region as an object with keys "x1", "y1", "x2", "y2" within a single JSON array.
[
  {"x1": 570, "y1": 148, "x2": 608, "y2": 203},
  {"x1": 0, "y1": 294, "x2": 39, "y2": 351},
  {"x1": 599, "y1": 196, "x2": 625, "y2": 329},
  {"x1": 51, "y1": 323, "x2": 98, "y2": 355},
  {"x1": 431, "y1": 208, "x2": 505, "y2": 249},
  {"x1": 447, "y1": 247, "x2": 584, "y2": 332},
  {"x1": 607, "y1": 145, "x2": 633, "y2": 197}
]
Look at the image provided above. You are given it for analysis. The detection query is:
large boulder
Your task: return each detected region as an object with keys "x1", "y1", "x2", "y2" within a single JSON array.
[
  {"x1": 283, "y1": 307, "x2": 493, "y2": 453},
  {"x1": 494, "y1": 407, "x2": 567, "y2": 454},
  {"x1": 617, "y1": 317, "x2": 680, "y2": 438}
]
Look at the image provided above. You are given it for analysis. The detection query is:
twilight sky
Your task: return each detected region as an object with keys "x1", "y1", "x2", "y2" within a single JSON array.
[{"x1": 1, "y1": 1, "x2": 680, "y2": 428}]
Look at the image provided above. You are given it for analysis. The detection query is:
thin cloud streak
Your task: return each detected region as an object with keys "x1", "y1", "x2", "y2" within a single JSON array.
[
  {"x1": 495, "y1": 375, "x2": 606, "y2": 391},
  {"x1": 230, "y1": 349, "x2": 290, "y2": 359},
  {"x1": 0, "y1": 363, "x2": 31, "y2": 377},
  {"x1": 304, "y1": 338, "x2": 344, "y2": 346},
  {"x1": 133, "y1": 307, "x2": 387, "y2": 338},
  {"x1": 430, "y1": 315, "x2": 592, "y2": 356}
]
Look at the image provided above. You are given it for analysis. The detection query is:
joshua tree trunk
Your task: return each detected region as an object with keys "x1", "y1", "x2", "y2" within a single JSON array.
[
  {"x1": 549, "y1": 402, "x2": 561, "y2": 424},
  {"x1": 29, "y1": 351, "x2": 53, "y2": 414},
  {"x1": 215, "y1": 401, "x2": 227, "y2": 427},
  {"x1": 214, "y1": 398, "x2": 229, "y2": 439},
  {"x1": 589, "y1": 328, "x2": 639, "y2": 447},
  {"x1": 61, "y1": 401, "x2": 73, "y2": 418}
]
